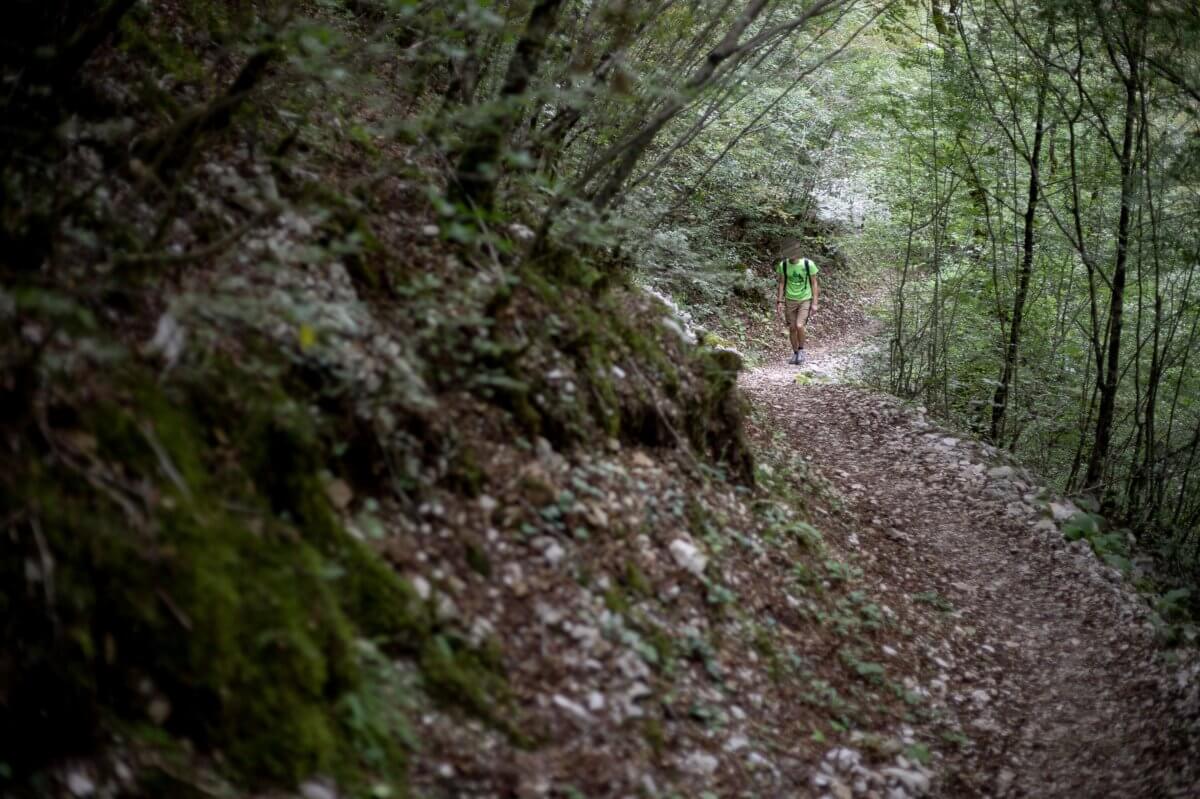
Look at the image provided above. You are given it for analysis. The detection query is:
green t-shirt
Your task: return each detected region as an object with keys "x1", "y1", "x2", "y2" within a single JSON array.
[{"x1": 777, "y1": 258, "x2": 819, "y2": 302}]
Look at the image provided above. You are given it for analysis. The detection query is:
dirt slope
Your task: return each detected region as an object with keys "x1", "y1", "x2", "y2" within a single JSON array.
[{"x1": 740, "y1": 326, "x2": 1200, "y2": 797}]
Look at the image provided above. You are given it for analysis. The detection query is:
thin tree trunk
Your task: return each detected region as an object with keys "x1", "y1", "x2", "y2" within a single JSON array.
[
  {"x1": 585, "y1": 0, "x2": 772, "y2": 210},
  {"x1": 453, "y1": 0, "x2": 566, "y2": 210},
  {"x1": 1084, "y1": 29, "x2": 1142, "y2": 493},
  {"x1": 989, "y1": 79, "x2": 1048, "y2": 444}
]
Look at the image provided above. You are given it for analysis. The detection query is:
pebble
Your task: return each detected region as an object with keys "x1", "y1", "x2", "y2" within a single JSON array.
[
  {"x1": 66, "y1": 772, "x2": 95, "y2": 798},
  {"x1": 508, "y1": 223, "x2": 536, "y2": 241},
  {"x1": 434, "y1": 594, "x2": 459, "y2": 621},
  {"x1": 725, "y1": 734, "x2": 750, "y2": 752},
  {"x1": 552, "y1": 694, "x2": 594, "y2": 724},
  {"x1": 299, "y1": 781, "x2": 338, "y2": 799},
  {"x1": 681, "y1": 751, "x2": 720, "y2": 775},
  {"x1": 543, "y1": 542, "x2": 566, "y2": 566},
  {"x1": 669, "y1": 538, "x2": 708, "y2": 576},
  {"x1": 825, "y1": 747, "x2": 862, "y2": 771}
]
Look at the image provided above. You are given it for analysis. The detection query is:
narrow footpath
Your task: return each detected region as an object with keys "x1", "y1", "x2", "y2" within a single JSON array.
[{"x1": 738, "y1": 324, "x2": 1199, "y2": 797}]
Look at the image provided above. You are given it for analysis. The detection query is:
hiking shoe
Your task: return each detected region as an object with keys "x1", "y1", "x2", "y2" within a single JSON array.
[
  {"x1": 796, "y1": 350, "x2": 807, "y2": 366},
  {"x1": 788, "y1": 351, "x2": 799, "y2": 365}
]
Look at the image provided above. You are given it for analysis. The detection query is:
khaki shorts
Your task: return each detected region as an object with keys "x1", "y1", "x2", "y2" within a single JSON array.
[{"x1": 784, "y1": 299, "x2": 812, "y2": 329}]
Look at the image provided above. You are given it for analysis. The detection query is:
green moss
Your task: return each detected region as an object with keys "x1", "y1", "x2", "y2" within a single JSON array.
[
  {"x1": 0, "y1": 360, "x2": 442, "y2": 790},
  {"x1": 447, "y1": 443, "x2": 485, "y2": 497},
  {"x1": 465, "y1": 539, "x2": 492, "y2": 577},
  {"x1": 419, "y1": 634, "x2": 512, "y2": 734},
  {"x1": 603, "y1": 585, "x2": 631, "y2": 615},
  {"x1": 622, "y1": 561, "x2": 652, "y2": 597},
  {"x1": 6, "y1": 450, "x2": 352, "y2": 782},
  {"x1": 642, "y1": 717, "x2": 667, "y2": 758},
  {"x1": 495, "y1": 257, "x2": 755, "y2": 484},
  {"x1": 639, "y1": 621, "x2": 677, "y2": 674},
  {"x1": 684, "y1": 348, "x2": 755, "y2": 485},
  {"x1": 684, "y1": 497, "x2": 713, "y2": 538}
]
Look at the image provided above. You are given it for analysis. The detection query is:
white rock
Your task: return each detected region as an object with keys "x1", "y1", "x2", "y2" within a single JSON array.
[
  {"x1": 825, "y1": 747, "x2": 862, "y2": 772},
  {"x1": 1033, "y1": 518, "x2": 1058, "y2": 535},
  {"x1": 746, "y1": 751, "x2": 772, "y2": 769},
  {"x1": 565, "y1": 622, "x2": 601, "y2": 649},
  {"x1": 420, "y1": 224, "x2": 439, "y2": 237},
  {"x1": 66, "y1": 772, "x2": 96, "y2": 798},
  {"x1": 410, "y1": 575, "x2": 431, "y2": 601},
  {"x1": 300, "y1": 781, "x2": 337, "y2": 799},
  {"x1": 1050, "y1": 500, "x2": 1079, "y2": 522},
  {"x1": 468, "y1": 616, "x2": 496, "y2": 646},
  {"x1": 988, "y1": 465, "x2": 1015, "y2": 480},
  {"x1": 148, "y1": 312, "x2": 186, "y2": 366},
  {"x1": 681, "y1": 751, "x2": 720, "y2": 776},
  {"x1": 586, "y1": 691, "x2": 606, "y2": 711},
  {"x1": 669, "y1": 538, "x2": 708, "y2": 576},
  {"x1": 534, "y1": 602, "x2": 564, "y2": 626},
  {"x1": 970, "y1": 688, "x2": 991, "y2": 705},
  {"x1": 544, "y1": 542, "x2": 566, "y2": 566},
  {"x1": 508, "y1": 223, "x2": 536, "y2": 242},
  {"x1": 882, "y1": 767, "x2": 931, "y2": 795},
  {"x1": 434, "y1": 594, "x2": 458, "y2": 621},
  {"x1": 725, "y1": 734, "x2": 750, "y2": 752},
  {"x1": 552, "y1": 694, "x2": 594, "y2": 724}
]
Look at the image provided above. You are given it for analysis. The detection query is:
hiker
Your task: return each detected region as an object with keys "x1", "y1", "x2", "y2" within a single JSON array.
[{"x1": 775, "y1": 242, "x2": 821, "y2": 365}]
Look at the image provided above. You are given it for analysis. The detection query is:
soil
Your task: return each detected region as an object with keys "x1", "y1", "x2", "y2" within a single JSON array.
[{"x1": 738, "y1": 306, "x2": 1200, "y2": 797}]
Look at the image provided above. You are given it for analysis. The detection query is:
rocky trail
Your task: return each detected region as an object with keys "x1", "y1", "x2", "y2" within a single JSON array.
[{"x1": 738, "y1": 319, "x2": 1200, "y2": 797}]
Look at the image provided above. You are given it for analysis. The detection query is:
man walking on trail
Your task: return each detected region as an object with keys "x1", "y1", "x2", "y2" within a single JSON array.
[{"x1": 775, "y1": 242, "x2": 820, "y2": 365}]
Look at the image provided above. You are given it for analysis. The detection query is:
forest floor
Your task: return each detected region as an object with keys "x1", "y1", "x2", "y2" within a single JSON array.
[{"x1": 738, "y1": 297, "x2": 1200, "y2": 797}]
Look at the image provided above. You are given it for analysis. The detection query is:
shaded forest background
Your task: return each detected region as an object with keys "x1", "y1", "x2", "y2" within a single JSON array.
[{"x1": 2, "y1": 0, "x2": 1199, "y2": 795}]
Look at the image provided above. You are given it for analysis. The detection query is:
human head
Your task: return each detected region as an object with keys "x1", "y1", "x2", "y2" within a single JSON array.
[{"x1": 778, "y1": 238, "x2": 804, "y2": 261}]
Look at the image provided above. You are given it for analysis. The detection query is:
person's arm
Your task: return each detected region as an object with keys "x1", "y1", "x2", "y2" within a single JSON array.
[
  {"x1": 811, "y1": 275, "x2": 820, "y2": 311},
  {"x1": 776, "y1": 268, "x2": 786, "y2": 314}
]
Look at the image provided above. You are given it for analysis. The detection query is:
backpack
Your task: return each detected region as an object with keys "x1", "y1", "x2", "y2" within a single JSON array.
[{"x1": 779, "y1": 257, "x2": 813, "y2": 290}]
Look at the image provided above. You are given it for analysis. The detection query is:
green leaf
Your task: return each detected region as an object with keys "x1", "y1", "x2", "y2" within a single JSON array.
[
  {"x1": 1062, "y1": 512, "x2": 1101, "y2": 542},
  {"x1": 904, "y1": 743, "x2": 932, "y2": 765}
]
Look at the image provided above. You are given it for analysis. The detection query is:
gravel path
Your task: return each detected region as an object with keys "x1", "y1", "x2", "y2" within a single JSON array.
[{"x1": 740, "y1": 333, "x2": 1199, "y2": 797}]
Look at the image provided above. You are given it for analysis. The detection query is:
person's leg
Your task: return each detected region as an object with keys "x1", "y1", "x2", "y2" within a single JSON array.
[
  {"x1": 793, "y1": 300, "x2": 811, "y2": 361},
  {"x1": 785, "y1": 302, "x2": 801, "y2": 353}
]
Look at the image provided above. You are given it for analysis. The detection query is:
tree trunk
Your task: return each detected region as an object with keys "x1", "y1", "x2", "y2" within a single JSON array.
[
  {"x1": 452, "y1": 0, "x2": 566, "y2": 211},
  {"x1": 989, "y1": 80, "x2": 1048, "y2": 444},
  {"x1": 1084, "y1": 59, "x2": 1140, "y2": 493}
]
